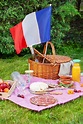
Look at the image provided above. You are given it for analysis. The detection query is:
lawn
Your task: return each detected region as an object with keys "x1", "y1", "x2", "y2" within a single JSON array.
[{"x1": 0, "y1": 53, "x2": 83, "y2": 124}]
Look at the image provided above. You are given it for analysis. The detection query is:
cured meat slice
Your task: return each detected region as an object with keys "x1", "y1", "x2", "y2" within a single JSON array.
[{"x1": 30, "y1": 94, "x2": 57, "y2": 106}]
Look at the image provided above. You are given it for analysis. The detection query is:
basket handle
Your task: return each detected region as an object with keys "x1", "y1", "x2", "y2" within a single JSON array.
[
  {"x1": 33, "y1": 48, "x2": 54, "y2": 64},
  {"x1": 43, "y1": 41, "x2": 56, "y2": 55}
]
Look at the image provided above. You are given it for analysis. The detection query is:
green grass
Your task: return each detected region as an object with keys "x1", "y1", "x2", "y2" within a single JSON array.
[{"x1": 0, "y1": 53, "x2": 83, "y2": 124}]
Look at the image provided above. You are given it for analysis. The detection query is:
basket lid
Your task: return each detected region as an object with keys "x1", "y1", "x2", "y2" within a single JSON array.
[
  {"x1": 34, "y1": 47, "x2": 71, "y2": 64},
  {"x1": 46, "y1": 55, "x2": 71, "y2": 64}
]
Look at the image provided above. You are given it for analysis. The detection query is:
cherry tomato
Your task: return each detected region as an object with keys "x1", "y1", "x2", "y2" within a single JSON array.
[{"x1": 0, "y1": 83, "x2": 8, "y2": 90}]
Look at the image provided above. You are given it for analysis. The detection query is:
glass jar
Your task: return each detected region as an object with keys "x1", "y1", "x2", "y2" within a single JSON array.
[
  {"x1": 72, "y1": 63, "x2": 81, "y2": 82},
  {"x1": 11, "y1": 71, "x2": 27, "y2": 95}
]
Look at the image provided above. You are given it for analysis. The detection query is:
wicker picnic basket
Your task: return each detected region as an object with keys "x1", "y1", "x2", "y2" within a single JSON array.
[{"x1": 28, "y1": 42, "x2": 71, "y2": 80}]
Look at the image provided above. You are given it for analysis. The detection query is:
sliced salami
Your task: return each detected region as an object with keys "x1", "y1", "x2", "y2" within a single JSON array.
[{"x1": 30, "y1": 94, "x2": 57, "y2": 106}]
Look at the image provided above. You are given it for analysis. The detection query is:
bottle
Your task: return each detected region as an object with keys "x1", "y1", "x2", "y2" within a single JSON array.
[
  {"x1": 29, "y1": 46, "x2": 39, "y2": 62},
  {"x1": 11, "y1": 71, "x2": 27, "y2": 93},
  {"x1": 72, "y1": 59, "x2": 81, "y2": 82}
]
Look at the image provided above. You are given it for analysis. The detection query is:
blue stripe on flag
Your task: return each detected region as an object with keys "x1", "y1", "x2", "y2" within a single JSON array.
[{"x1": 36, "y1": 6, "x2": 52, "y2": 43}]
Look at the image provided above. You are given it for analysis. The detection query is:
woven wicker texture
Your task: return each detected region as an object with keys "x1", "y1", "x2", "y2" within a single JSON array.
[
  {"x1": 28, "y1": 42, "x2": 71, "y2": 79},
  {"x1": 43, "y1": 42, "x2": 71, "y2": 64}
]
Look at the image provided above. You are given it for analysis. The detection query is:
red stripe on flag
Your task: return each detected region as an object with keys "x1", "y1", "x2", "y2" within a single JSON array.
[{"x1": 10, "y1": 22, "x2": 27, "y2": 54}]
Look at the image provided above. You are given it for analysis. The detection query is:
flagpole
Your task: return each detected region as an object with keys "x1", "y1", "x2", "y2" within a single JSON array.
[
  {"x1": 29, "y1": 46, "x2": 35, "y2": 59},
  {"x1": 29, "y1": 46, "x2": 34, "y2": 56},
  {"x1": 29, "y1": 46, "x2": 39, "y2": 62}
]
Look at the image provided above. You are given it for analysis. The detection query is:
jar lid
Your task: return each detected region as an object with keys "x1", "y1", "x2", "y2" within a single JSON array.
[
  {"x1": 25, "y1": 70, "x2": 34, "y2": 74},
  {"x1": 73, "y1": 59, "x2": 81, "y2": 63}
]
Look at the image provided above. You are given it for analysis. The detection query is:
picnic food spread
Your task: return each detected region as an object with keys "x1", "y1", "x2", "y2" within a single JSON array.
[
  {"x1": 28, "y1": 74, "x2": 82, "y2": 106},
  {"x1": 29, "y1": 75, "x2": 82, "y2": 96},
  {"x1": 0, "y1": 74, "x2": 83, "y2": 112}
]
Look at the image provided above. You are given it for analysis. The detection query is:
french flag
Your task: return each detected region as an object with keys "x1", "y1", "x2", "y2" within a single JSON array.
[{"x1": 10, "y1": 6, "x2": 52, "y2": 54}]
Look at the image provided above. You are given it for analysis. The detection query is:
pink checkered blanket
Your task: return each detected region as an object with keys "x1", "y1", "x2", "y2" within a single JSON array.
[{"x1": 8, "y1": 76, "x2": 83, "y2": 112}]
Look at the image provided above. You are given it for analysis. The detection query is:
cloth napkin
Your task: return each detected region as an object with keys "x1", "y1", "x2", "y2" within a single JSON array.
[{"x1": 58, "y1": 60, "x2": 73, "y2": 76}]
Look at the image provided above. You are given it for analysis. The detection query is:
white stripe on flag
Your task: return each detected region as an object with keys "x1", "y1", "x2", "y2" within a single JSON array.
[{"x1": 22, "y1": 12, "x2": 41, "y2": 46}]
